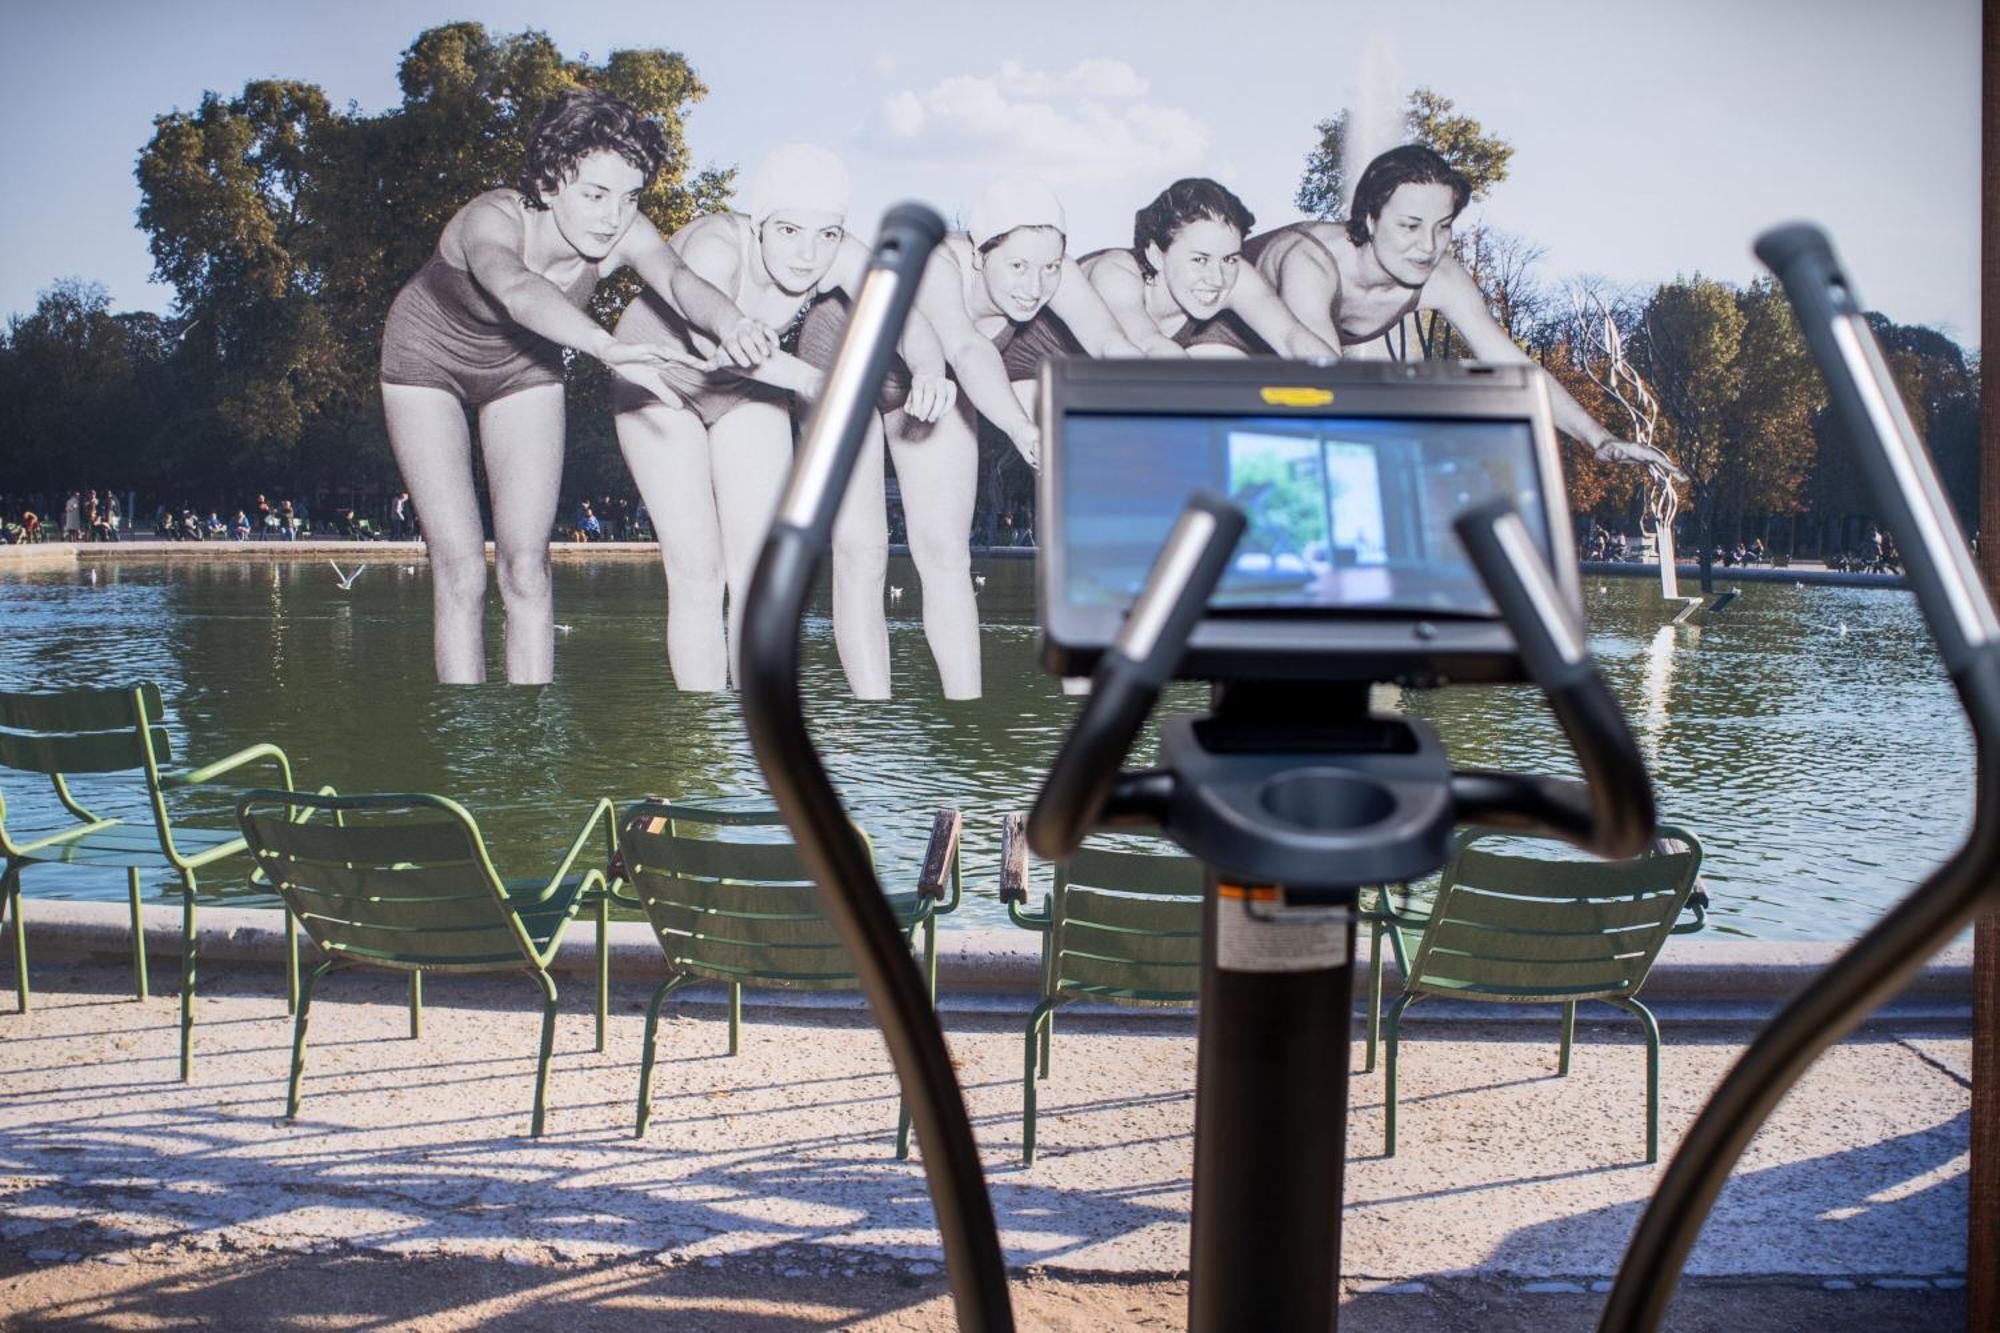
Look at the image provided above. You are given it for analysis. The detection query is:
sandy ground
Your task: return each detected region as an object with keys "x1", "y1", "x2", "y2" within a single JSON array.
[{"x1": 0, "y1": 958, "x2": 1973, "y2": 1329}]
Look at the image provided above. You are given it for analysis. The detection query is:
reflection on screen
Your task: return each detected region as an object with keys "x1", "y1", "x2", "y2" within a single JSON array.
[{"x1": 1062, "y1": 413, "x2": 1548, "y2": 616}]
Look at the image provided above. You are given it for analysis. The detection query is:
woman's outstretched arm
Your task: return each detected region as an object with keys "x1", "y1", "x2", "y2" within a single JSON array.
[
  {"x1": 1046, "y1": 258, "x2": 1143, "y2": 358},
  {"x1": 1426, "y1": 259, "x2": 1684, "y2": 478},
  {"x1": 1228, "y1": 264, "x2": 1339, "y2": 359}
]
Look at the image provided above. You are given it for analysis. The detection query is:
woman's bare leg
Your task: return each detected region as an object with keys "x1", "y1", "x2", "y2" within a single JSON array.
[
  {"x1": 616, "y1": 400, "x2": 727, "y2": 690},
  {"x1": 476, "y1": 384, "x2": 565, "y2": 685},
  {"x1": 829, "y1": 412, "x2": 891, "y2": 699},
  {"x1": 382, "y1": 382, "x2": 488, "y2": 684},
  {"x1": 887, "y1": 398, "x2": 981, "y2": 699},
  {"x1": 708, "y1": 401, "x2": 795, "y2": 686}
]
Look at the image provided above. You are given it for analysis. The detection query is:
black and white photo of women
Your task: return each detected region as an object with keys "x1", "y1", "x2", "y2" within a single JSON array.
[
  {"x1": 378, "y1": 89, "x2": 779, "y2": 686},
  {"x1": 796, "y1": 175, "x2": 1141, "y2": 700},
  {"x1": 609, "y1": 144, "x2": 958, "y2": 698},
  {"x1": 1079, "y1": 178, "x2": 1336, "y2": 360},
  {"x1": 1244, "y1": 145, "x2": 1682, "y2": 476}
]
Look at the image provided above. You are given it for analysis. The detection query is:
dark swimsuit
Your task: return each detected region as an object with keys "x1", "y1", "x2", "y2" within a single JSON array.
[
  {"x1": 380, "y1": 251, "x2": 595, "y2": 407},
  {"x1": 610, "y1": 216, "x2": 814, "y2": 426}
]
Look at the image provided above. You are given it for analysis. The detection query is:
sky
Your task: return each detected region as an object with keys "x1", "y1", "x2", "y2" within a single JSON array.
[{"x1": 1, "y1": 0, "x2": 1981, "y2": 345}]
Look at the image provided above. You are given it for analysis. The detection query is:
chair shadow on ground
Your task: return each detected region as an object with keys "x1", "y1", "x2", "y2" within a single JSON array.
[{"x1": 0, "y1": 964, "x2": 1195, "y2": 1313}]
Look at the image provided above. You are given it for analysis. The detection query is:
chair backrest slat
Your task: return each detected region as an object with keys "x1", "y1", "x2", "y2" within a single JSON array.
[
  {"x1": 623, "y1": 806, "x2": 901, "y2": 992},
  {"x1": 0, "y1": 726, "x2": 170, "y2": 775},
  {"x1": 1451, "y1": 848, "x2": 1697, "y2": 900},
  {"x1": 1432, "y1": 887, "x2": 1680, "y2": 935},
  {"x1": 1405, "y1": 827, "x2": 1703, "y2": 1005},
  {"x1": 1046, "y1": 836, "x2": 1203, "y2": 1005},
  {"x1": 241, "y1": 812, "x2": 479, "y2": 867},
  {"x1": 1064, "y1": 846, "x2": 1205, "y2": 896},
  {"x1": 0, "y1": 685, "x2": 162, "y2": 733},
  {"x1": 1057, "y1": 952, "x2": 1200, "y2": 999},
  {"x1": 239, "y1": 793, "x2": 529, "y2": 969}
]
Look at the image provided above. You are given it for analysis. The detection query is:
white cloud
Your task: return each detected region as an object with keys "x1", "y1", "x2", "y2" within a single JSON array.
[{"x1": 863, "y1": 59, "x2": 1207, "y2": 187}]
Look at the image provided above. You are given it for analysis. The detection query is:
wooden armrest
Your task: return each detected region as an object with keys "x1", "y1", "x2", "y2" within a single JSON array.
[
  {"x1": 999, "y1": 811, "x2": 1029, "y2": 906},
  {"x1": 918, "y1": 808, "x2": 962, "y2": 900}
]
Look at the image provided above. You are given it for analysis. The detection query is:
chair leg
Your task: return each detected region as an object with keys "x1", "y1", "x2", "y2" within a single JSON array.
[
  {"x1": 408, "y1": 971, "x2": 423, "y2": 1039},
  {"x1": 1558, "y1": 1001, "x2": 1576, "y2": 1077},
  {"x1": 1611, "y1": 997, "x2": 1663, "y2": 1164},
  {"x1": 530, "y1": 972, "x2": 559, "y2": 1139},
  {"x1": 635, "y1": 976, "x2": 687, "y2": 1138},
  {"x1": 127, "y1": 869, "x2": 149, "y2": 1001},
  {"x1": 179, "y1": 873, "x2": 199, "y2": 1081},
  {"x1": 1364, "y1": 919, "x2": 1387, "y2": 1074},
  {"x1": 1023, "y1": 998, "x2": 1060, "y2": 1165},
  {"x1": 283, "y1": 906, "x2": 299, "y2": 1015},
  {"x1": 594, "y1": 892, "x2": 610, "y2": 1054},
  {"x1": 287, "y1": 960, "x2": 337, "y2": 1120},
  {"x1": 4, "y1": 866, "x2": 27, "y2": 1014},
  {"x1": 727, "y1": 983, "x2": 741, "y2": 1057},
  {"x1": 1383, "y1": 993, "x2": 1418, "y2": 1158}
]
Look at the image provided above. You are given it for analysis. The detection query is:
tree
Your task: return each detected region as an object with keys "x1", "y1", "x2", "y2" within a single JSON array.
[
  {"x1": 1296, "y1": 87, "x2": 1514, "y2": 220},
  {"x1": 132, "y1": 24, "x2": 731, "y2": 508},
  {"x1": 1628, "y1": 276, "x2": 1817, "y2": 589}
]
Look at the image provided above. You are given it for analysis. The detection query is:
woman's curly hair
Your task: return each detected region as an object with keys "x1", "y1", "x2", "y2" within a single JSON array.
[
  {"x1": 1131, "y1": 178, "x2": 1254, "y2": 279},
  {"x1": 518, "y1": 89, "x2": 669, "y2": 210}
]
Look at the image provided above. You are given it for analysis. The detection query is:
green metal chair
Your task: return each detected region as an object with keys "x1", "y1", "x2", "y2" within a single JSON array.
[
  {"x1": 998, "y1": 812, "x2": 1204, "y2": 1164},
  {"x1": 617, "y1": 798, "x2": 962, "y2": 1159},
  {"x1": 236, "y1": 788, "x2": 617, "y2": 1138},
  {"x1": 1379, "y1": 824, "x2": 1706, "y2": 1163},
  {"x1": 0, "y1": 683, "x2": 296, "y2": 1079}
]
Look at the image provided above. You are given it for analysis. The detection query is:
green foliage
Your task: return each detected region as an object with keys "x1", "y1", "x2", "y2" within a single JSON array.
[
  {"x1": 1296, "y1": 88, "x2": 1514, "y2": 220},
  {"x1": 119, "y1": 23, "x2": 721, "y2": 505}
]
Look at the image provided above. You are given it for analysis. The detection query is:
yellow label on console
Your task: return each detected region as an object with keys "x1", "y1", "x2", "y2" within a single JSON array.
[{"x1": 1259, "y1": 386, "x2": 1335, "y2": 408}]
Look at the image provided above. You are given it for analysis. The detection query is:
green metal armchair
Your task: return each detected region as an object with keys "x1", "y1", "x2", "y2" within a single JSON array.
[
  {"x1": 1379, "y1": 824, "x2": 1706, "y2": 1163},
  {"x1": 616, "y1": 799, "x2": 962, "y2": 1159},
  {"x1": 236, "y1": 788, "x2": 617, "y2": 1138},
  {"x1": 0, "y1": 683, "x2": 296, "y2": 1079},
  {"x1": 999, "y1": 812, "x2": 1204, "y2": 1164}
]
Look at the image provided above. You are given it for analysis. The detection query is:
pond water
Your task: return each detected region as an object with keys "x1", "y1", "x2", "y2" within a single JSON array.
[{"x1": 0, "y1": 556, "x2": 1972, "y2": 940}]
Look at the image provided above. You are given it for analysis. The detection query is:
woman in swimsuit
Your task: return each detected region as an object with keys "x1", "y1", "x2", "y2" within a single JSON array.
[
  {"x1": 379, "y1": 89, "x2": 776, "y2": 685},
  {"x1": 798, "y1": 175, "x2": 1140, "y2": 699},
  {"x1": 1081, "y1": 178, "x2": 1336, "y2": 360},
  {"x1": 610, "y1": 144, "x2": 956, "y2": 696},
  {"x1": 1247, "y1": 145, "x2": 1682, "y2": 476}
]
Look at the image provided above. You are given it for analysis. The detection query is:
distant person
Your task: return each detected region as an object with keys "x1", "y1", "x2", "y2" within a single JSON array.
[
  {"x1": 230, "y1": 510, "x2": 251, "y2": 541},
  {"x1": 391, "y1": 490, "x2": 411, "y2": 539},
  {"x1": 61, "y1": 492, "x2": 81, "y2": 541},
  {"x1": 380, "y1": 89, "x2": 776, "y2": 685}
]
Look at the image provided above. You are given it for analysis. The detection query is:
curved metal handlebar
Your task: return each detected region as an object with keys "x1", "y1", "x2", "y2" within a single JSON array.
[
  {"x1": 1597, "y1": 223, "x2": 2000, "y2": 1331},
  {"x1": 1449, "y1": 499, "x2": 1657, "y2": 859},
  {"x1": 1026, "y1": 492, "x2": 1246, "y2": 861},
  {"x1": 738, "y1": 203, "x2": 1015, "y2": 1333}
]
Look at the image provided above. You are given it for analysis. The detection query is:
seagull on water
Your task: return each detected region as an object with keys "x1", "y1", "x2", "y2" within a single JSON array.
[
  {"x1": 888, "y1": 586, "x2": 904, "y2": 603},
  {"x1": 328, "y1": 561, "x2": 366, "y2": 590}
]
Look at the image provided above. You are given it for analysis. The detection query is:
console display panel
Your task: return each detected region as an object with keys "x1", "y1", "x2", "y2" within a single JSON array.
[{"x1": 1060, "y1": 413, "x2": 1551, "y2": 618}]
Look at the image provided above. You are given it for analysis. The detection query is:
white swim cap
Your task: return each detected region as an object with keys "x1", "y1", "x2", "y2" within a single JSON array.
[
  {"x1": 967, "y1": 175, "x2": 1066, "y2": 250},
  {"x1": 744, "y1": 144, "x2": 851, "y2": 224}
]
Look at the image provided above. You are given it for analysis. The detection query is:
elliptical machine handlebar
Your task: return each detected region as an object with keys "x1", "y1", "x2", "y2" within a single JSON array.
[
  {"x1": 1596, "y1": 223, "x2": 2000, "y2": 1331},
  {"x1": 1754, "y1": 224, "x2": 2000, "y2": 669},
  {"x1": 1026, "y1": 492, "x2": 1246, "y2": 861},
  {"x1": 738, "y1": 204, "x2": 1015, "y2": 1333},
  {"x1": 1449, "y1": 500, "x2": 1657, "y2": 860}
]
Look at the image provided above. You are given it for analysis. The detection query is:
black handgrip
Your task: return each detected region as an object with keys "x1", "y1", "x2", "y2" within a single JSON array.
[
  {"x1": 1027, "y1": 492, "x2": 1246, "y2": 861},
  {"x1": 775, "y1": 203, "x2": 948, "y2": 542},
  {"x1": 1595, "y1": 226, "x2": 2000, "y2": 1333},
  {"x1": 1450, "y1": 499, "x2": 1655, "y2": 860},
  {"x1": 739, "y1": 207, "x2": 1014, "y2": 1333}
]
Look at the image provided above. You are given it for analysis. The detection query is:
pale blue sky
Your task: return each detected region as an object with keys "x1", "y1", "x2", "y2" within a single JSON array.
[{"x1": 2, "y1": 0, "x2": 1981, "y2": 343}]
